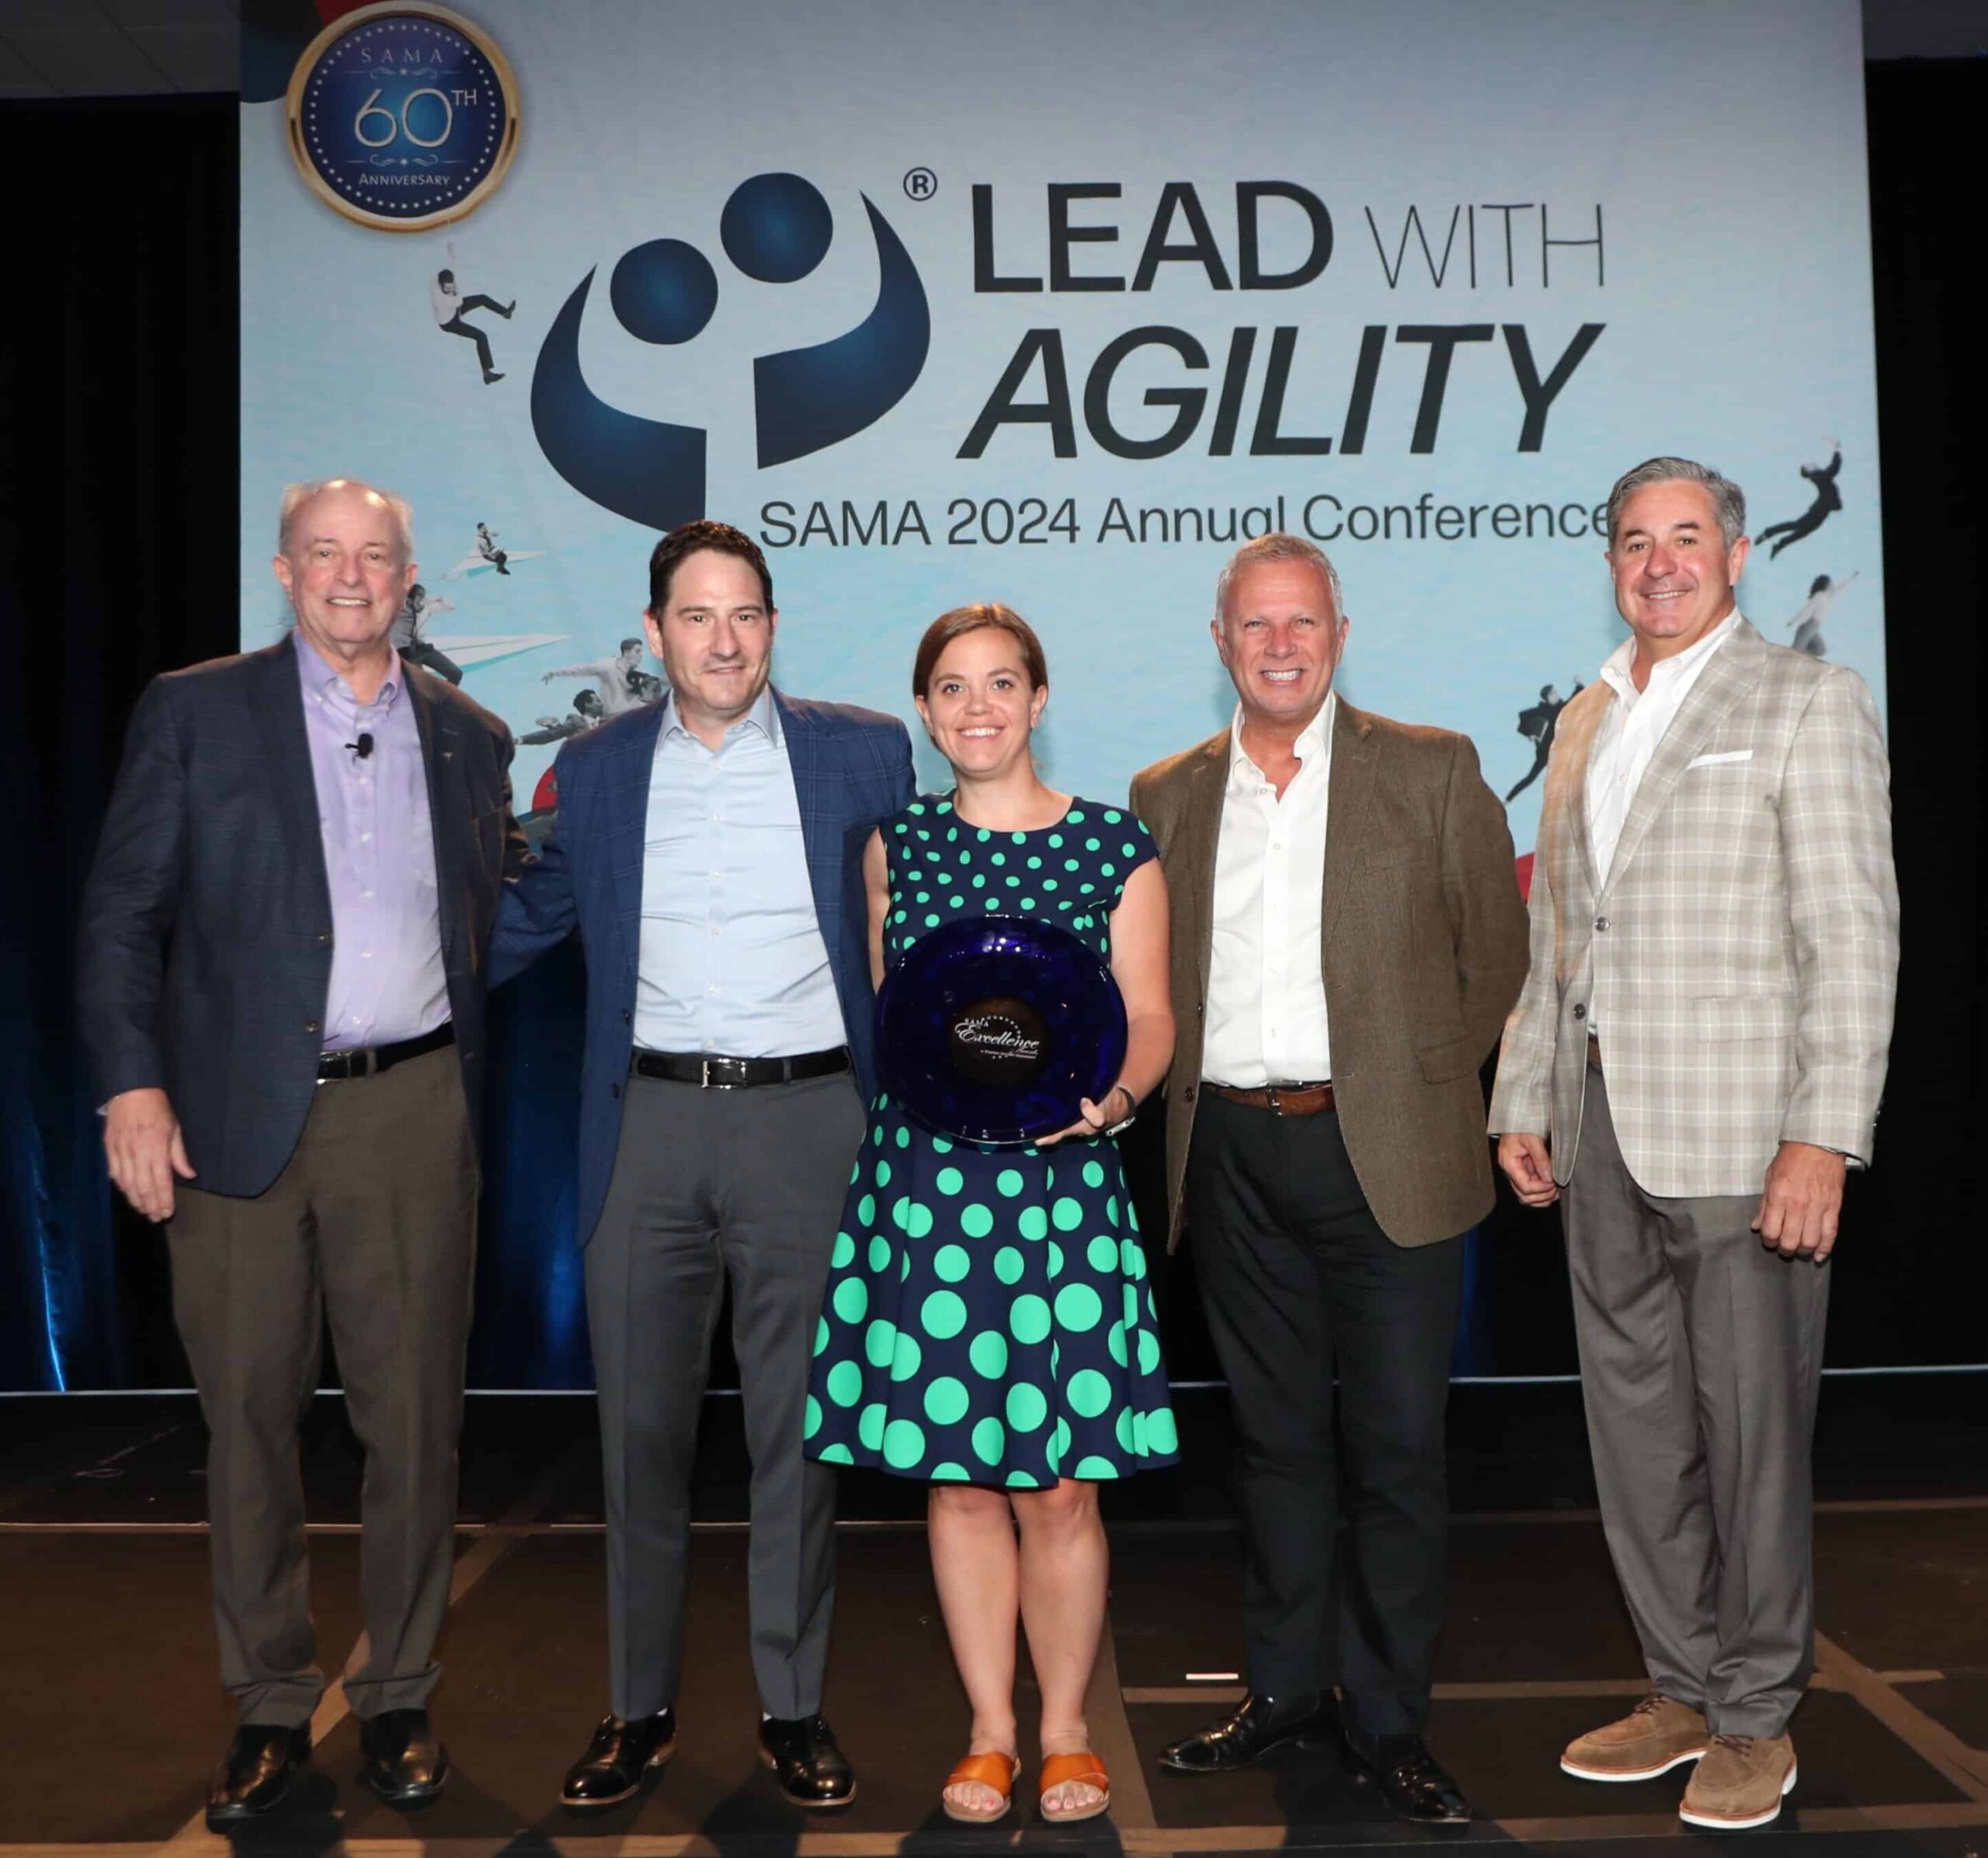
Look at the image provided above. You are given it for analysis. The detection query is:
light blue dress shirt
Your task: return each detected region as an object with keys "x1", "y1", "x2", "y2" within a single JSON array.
[{"x1": 634, "y1": 686, "x2": 846, "y2": 1057}]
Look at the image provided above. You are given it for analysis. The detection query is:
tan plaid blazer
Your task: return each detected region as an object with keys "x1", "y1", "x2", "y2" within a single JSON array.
[
  {"x1": 1488, "y1": 618, "x2": 1899, "y2": 1195},
  {"x1": 1134, "y1": 699, "x2": 1530, "y2": 1251}
]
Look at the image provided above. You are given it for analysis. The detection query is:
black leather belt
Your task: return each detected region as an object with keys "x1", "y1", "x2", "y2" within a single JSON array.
[
  {"x1": 317, "y1": 1021, "x2": 454, "y2": 1082},
  {"x1": 630, "y1": 1046, "x2": 850, "y2": 1089}
]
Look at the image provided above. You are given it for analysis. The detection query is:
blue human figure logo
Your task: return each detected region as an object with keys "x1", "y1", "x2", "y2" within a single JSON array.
[{"x1": 531, "y1": 172, "x2": 930, "y2": 531}]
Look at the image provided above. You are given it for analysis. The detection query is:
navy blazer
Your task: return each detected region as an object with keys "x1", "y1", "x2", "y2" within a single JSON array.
[
  {"x1": 76, "y1": 635, "x2": 530, "y2": 1198},
  {"x1": 489, "y1": 688, "x2": 916, "y2": 1247}
]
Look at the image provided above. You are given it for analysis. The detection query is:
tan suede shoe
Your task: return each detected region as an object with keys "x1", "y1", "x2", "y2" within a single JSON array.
[
  {"x1": 1679, "y1": 1733, "x2": 1797, "y2": 1829},
  {"x1": 1560, "y1": 1694, "x2": 1709, "y2": 1781}
]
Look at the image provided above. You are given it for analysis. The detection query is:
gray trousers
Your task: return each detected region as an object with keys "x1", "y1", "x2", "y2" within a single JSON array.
[
  {"x1": 167, "y1": 1045, "x2": 477, "y2": 1727},
  {"x1": 586, "y1": 1067, "x2": 864, "y2": 1722},
  {"x1": 1563, "y1": 1065, "x2": 1830, "y2": 1738}
]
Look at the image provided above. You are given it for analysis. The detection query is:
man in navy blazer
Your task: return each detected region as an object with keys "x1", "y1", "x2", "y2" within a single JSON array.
[
  {"x1": 491, "y1": 520, "x2": 913, "y2": 1811},
  {"x1": 77, "y1": 478, "x2": 528, "y2": 1825}
]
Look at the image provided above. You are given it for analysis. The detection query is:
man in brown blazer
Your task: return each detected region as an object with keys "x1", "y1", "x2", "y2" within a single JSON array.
[{"x1": 1132, "y1": 534, "x2": 1528, "y2": 1822}]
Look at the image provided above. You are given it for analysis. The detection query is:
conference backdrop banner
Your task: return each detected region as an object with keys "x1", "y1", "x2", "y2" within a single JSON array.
[{"x1": 240, "y1": 0, "x2": 1885, "y2": 1379}]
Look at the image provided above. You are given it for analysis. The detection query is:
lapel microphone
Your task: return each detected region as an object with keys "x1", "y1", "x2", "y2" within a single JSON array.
[{"x1": 348, "y1": 732, "x2": 374, "y2": 760}]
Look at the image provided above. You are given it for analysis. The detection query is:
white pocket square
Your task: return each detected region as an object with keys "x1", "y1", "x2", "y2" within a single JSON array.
[{"x1": 1687, "y1": 749, "x2": 1753, "y2": 768}]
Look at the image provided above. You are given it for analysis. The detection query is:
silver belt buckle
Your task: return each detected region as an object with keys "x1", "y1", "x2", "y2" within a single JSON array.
[{"x1": 700, "y1": 1057, "x2": 714, "y2": 1089}]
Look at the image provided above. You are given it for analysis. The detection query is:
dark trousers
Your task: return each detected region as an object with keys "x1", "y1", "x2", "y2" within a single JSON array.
[
  {"x1": 1563, "y1": 1067, "x2": 1829, "y2": 1738},
  {"x1": 440, "y1": 308, "x2": 497, "y2": 372},
  {"x1": 586, "y1": 1067, "x2": 864, "y2": 1721},
  {"x1": 1186, "y1": 1093, "x2": 1465, "y2": 1739},
  {"x1": 166, "y1": 1044, "x2": 476, "y2": 1726}
]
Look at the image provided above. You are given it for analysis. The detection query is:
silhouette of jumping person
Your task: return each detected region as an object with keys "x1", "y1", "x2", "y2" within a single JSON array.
[
  {"x1": 474, "y1": 522, "x2": 509, "y2": 576},
  {"x1": 1754, "y1": 443, "x2": 1843, "y2": 559},
  {"x1": 1506, "y1": 681, "x2": 1583, "y2": 802},
  {"x1": 1787, "y1": 570, "x2": 1859, "y2": 659},
  {"x1": 390, "y1": 582, "x2": 462, "y2": 684},
  {"x1": 521, "y1": 687, "x2": 606, "y2": 746},
  {"x1": 433, "y1": 241, "x2": 515, "y2": 385},
  {"x1": 540, "y1": 638, "x2": 649, "y2": 715}
]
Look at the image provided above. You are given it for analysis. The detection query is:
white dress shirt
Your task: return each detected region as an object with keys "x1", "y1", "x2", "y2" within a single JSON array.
[
  {"x1": 1584, "y1": 607, "x2": 1740, "y2": 1032},
  {"x1": 634, "y1": 687, "x2": 846, "y2": 1056},
  {"x1": 1202, "y1": 693, "x2": 1336, "y2": 1087}
]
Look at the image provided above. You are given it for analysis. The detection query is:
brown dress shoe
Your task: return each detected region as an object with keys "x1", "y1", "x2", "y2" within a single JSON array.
[
  {"x1": 1679, "y1": 1733, "x2": 1796, "y2": 1829},
  {"x1": 1560, "y1": 1694, "x2": 1708, "y2": 1781}
]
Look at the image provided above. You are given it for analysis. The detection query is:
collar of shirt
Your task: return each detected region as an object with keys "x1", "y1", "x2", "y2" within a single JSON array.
[
  {"x1": 1597, "y1": 607, "x2": 1742, "y2": 709},
  {"x1": 1225, "y1": 690, "x2": 1335, "y2": 795},
  {"x1": 292, "y1": 627, "x2": 401, "y2": 720},
  {"x1": 659, "y1": 682, "x2": 780, "y2": 751}
]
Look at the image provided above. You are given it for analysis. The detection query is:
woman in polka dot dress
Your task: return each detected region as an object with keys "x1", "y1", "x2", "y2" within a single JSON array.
[{"x1": 806, "y1": 604, "x2": 1177, "y2": 1826}]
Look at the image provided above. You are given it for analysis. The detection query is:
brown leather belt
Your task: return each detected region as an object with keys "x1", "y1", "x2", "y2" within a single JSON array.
[{"x1": 1205, "y1": 1080, "x2": 1336, "y2": 1115}]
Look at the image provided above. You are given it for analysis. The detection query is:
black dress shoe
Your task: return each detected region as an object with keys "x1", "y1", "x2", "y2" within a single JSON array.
[
  {"x1": 206, "y1": 1724, "x2": 312, "y2": 1827},
  {"x1": 1344, "y1": 1731, "x2": 1472, "y2": 1824},
  {"x1": 759, "y1": 1714, "x2": 857, "y2": 1808},
  {"x1": 561, "y1": 1711, "x2": 678, "y2": 1810},
  {"x1": 357, "y1": 1707, "x2": 450, "y2": 1805},
  {"x1": 1158, "y1": 1692, "x2": 1340, "y2": 1773}
]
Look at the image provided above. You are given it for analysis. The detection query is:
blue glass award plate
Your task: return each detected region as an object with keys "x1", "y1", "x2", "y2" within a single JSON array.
[{"x1": 876, "y1": 916, "x2": 1128, "y2": 1146}]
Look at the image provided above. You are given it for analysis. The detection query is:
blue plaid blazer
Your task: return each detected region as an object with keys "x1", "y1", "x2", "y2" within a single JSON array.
[{"x1": 490, "y1": 688, "x2": 916, "y2": 1245}]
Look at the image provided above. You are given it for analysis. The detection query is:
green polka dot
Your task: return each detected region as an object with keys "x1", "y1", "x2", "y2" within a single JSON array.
[
  {"x1": 864, "y1": 1319, "x2": 896, "y2": 1368},
  {"x1": 1048, "y1": 1418, "x2": 1070, "y2": 1472},
  {"x1": 891, "y1": 1330, "x2": 923, "y2": 1381},
  {"x1": 890, "y1": 1196, "x2": 909, "y2": 1230},
  {"x1": 1138, "y1": 1328, "x2": 1162, "y2": 1374},
  {"x1": 1048, "y1": 833, "x2": 1064, "y2": 847},
  {"x1": 1121, "y1": 1237, "x2": 1146, "y2": 1280},
  {"x1": 1010, "y1": 1294, "x2": 1051, "y2": 1344},
  {"x1": 1006, "y1": 1383, "x2": 1048, "y2": 1431},
  {"x1": 971, "y1": 1416, "x2": 1006, "y2": 1465},
  {"x1": 976, "y1": 828, "x2": 991, "y2": 841},
  {"x1": 993, "y1": 1247, "x2": 1024, "y2": 1285},
  {"x1": 936, "y1": 1167, "x2": 964, "y2": 1195},
  {"x1": 815, "y1": 1315, "x2": 831, "y2": 1357},
  {"x1": 904, "y1": 1202, "x2": 934, "y2": 1240},
  {"x1": 857, "y1": 1403, "x2": 885, "y2": 1451},
  {"x1": 922, "y1": 1289, "x2": 967, "y2": 1339},
  {"x1": 825, "y1": 1360, "x2": 862, "y2": 1407},
  {"x1": 1106, "y1": 1195, "x2": 1120, "y2": 1226},
  {"x1": 1087, "y1": 1234, "x2": 1120, "y2": 1272},
  {"x1": 1102, "y1": 809, "x2": 1122, "y2": 824},
  {"x1": 1019, "y1": 897, "x2": 1036, "y2": 910},
  {"x1": 1123, "y1": 842, "x2": 1139, "y2": 858},
  {"x1": 883, "y1": 1419, "x2": 926, "y2": 1469},
  {"x1": 1018, "y1": 1206, "x2": 1049, "y2": 1240},
  {"x1": 1115, "y1": 1407, "x2": 1136, "y2": 1452},
  {"x1": 925, "y1": 1376, "x2": 970, "y2": 1425},
  {"x1": 923, "y1": 913, "x2": 940, "y2": 927},
  {"x1": 1069, "y1": 808, "x2": 1086, "y2": 822},
  {"x1": 933, "y1": 1244, "x2": 971, "y2": 1282},
  {"x1": 1124, "y1": 1284, "x2": 1142, "y2": 1328},
  {"x1": 1055, "y1": 1283, "x2": 1103, "y2": 1331},
  {"x1": 832, "y1": 1277, "x2": 867, "y2": 1324},
  {"x1": 960, "y1": 1203, "x2": 994, "y2": 1239},
  {"x1": 930, "y1": 1136, "x2": 954, "y2": 1153},
  {"x1": 1082, "y1": 1160, "x2": 1106, "y2": 1188},
  {"x1": 996, "y1": 1169, "x2": 1025, "y2": 1199},
  {"x1": 1146, "y1": 1407, "x2": 1179, "y2": 1454},
  {"x1": 817, "y1": 1442, "x2": 854, "y2": 1465},
  {"x1": 857, "y1": 1193, "x2": 875, "y2": 1224},
  {"x1": 1006, "y1": 1470, "x2": 1041, "y2": 1488},
  {"x1": 1068, "y1": 1369, "x2": 1113, "y2": 1418},
  {"x1": 1047, "y1": 1241, "x2": 1064, "y2": 1279},
  {"x1": 804, "y1": 1395, "x2": 822, "y2": 1439},
  {"x1": 895, "y1": 1125, "x2": 911, "y2": 1149},
  {"x1": 1107, "y1": 1321, "x2": 1129, "y2": 1366},
  {"x1": 1051, "y1": 1196, "x2": 1085, "y2": 1232},
  {"x1": 969, "y1": 1331, "x2": 1010, "y2": 1378},
  {"x1": 831, "y1": 1232, "x2": 855, "y2": 1268},
  {"x1": 1086, "y1": 837, "x2": 1101, "y2": 851},
  {"x1": 931, "y1": 1462, "x2": 970, "y2": 1481},
  {"x1": 1027, "y1": 855, "x2": 1043, "y2": 868},
  {"x1": 1074, "y1": 1455, "x2": 1120, "y2": 1478},
  {"x1": 902, "y1": 1253, "x2": 912, "y2": 1281},
  {"x1": 874, "y1": 1159, "x2": 891, "y2": 1188},
  {"x1": 868, "y1": 1235, "x2": 891, "y2": 1272}
]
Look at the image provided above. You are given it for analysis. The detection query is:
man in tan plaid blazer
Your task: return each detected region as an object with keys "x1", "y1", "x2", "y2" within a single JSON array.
[{"x1": 1489, "y1": 457, "x2": 1898, "y2": 1832}]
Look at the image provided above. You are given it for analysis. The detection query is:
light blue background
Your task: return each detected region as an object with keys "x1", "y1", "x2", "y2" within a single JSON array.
[{"x1": 242, "y1": 0, "x2": 1885, "y2": 839}]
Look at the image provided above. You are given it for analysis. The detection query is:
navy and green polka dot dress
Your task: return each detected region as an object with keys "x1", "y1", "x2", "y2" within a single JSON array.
[{"x1": 805, "y1": 795, "x2": 1179, "y2": 1489}]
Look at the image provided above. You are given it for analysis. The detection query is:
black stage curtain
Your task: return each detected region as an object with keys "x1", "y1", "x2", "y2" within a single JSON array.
[{"x1": 2, "y1": 72, "x2": 1980, "y2": 1390}]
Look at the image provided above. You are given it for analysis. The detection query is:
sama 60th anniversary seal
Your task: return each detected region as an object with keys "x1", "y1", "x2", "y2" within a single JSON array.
[{"x1": 286, "y1": 2, "x2": 519, "y2": 232}]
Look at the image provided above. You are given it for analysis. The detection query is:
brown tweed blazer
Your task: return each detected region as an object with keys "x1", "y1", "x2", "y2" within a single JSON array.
[{"x1": 1131, "y1": 698, "x2": 1530, "y2": 1251}]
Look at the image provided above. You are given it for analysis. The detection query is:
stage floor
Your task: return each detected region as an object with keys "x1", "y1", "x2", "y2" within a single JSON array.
[{"x1": 1, "y1": 1380, "x2": 1983, "y2": 1856}]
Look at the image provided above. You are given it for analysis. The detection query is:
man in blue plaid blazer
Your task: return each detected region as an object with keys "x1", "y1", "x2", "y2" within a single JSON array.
[{"x1": 492, "y1": 521, "x2": 914, "y2": 1812}]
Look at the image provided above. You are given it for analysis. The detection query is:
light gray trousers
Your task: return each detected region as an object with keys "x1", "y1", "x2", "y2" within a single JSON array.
[
  {"x1": 586, "y1": 1066, "x2": 864, "y2": 1722},
  {"x1": 1563, "y1": 1064, "x2": 1830, "y2": 1738}
]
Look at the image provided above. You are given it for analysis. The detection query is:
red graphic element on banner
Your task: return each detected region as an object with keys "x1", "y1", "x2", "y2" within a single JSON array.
[
  {"x1": 1515, "y1": 851, "x2": 1534, "y2": 902},
  {"x1": 315, "y1": 0, "x2": 376, "y2": 21},
  {"x1": 531, "y1": 764, "x2": 559, "y2": 814}
]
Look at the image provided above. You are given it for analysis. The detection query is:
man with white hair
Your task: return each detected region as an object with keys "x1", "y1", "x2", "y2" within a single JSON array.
[
  {"x1": 1491, "y1": 457, "x2": 1897, "y2": 1829},
  {"x1": 78, "y1": 478, "x2": 528, "y2": 1826}
]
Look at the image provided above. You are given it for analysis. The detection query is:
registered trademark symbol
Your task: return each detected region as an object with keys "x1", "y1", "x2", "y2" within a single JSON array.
[{"x1": 903, "y1": 166, "x2": 937, "y2": 201}]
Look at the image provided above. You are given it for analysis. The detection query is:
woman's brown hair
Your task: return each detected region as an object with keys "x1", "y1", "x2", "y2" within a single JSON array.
[{"x1": 912, "y1": 602, "x2": 1049, "y2": 698}]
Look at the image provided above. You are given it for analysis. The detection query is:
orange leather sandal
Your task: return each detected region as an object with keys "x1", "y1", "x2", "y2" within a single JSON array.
[
  {"x1": 941, "y1": 1751, "x2": 1021, "y2": 1824},
  {"x1": 1038, "y1": 1751, "x2": 1111, "y2": 1822}
]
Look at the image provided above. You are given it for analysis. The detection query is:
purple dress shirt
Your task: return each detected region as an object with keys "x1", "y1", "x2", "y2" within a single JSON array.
[{"x1": 293, "y1": 632, "x2": 449, "y2": 1052}]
